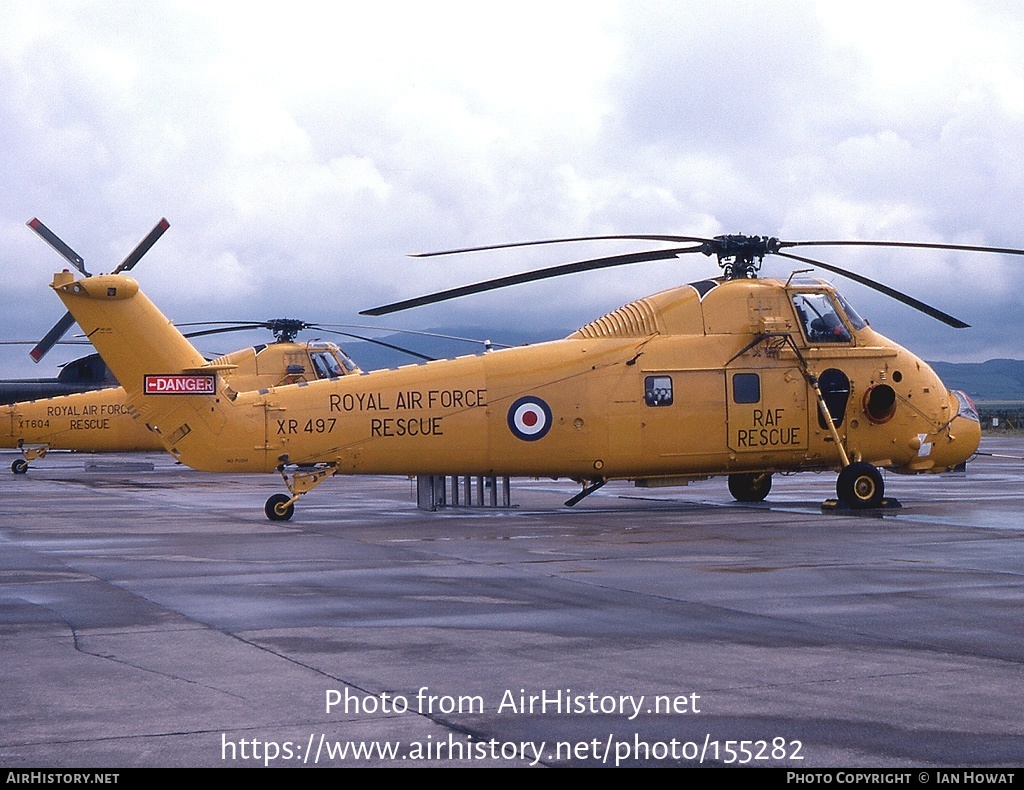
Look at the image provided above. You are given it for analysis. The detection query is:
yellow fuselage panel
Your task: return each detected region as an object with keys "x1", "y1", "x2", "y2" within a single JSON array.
[{"x1": 0, "y1": 388, "x2": 159, "y2": 452}]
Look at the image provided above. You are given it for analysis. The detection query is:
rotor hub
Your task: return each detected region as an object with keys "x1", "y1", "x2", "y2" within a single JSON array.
[
  {"x1": 702, "y1": 234, "x2": 781, "y2": 279},
  {"x1": 266, "y1": 319, "x2": 309, "y2": 343}
]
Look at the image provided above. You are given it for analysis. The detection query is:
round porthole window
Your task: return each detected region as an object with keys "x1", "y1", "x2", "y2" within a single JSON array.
[{"x1": 863, "y1": 384, "x2": 897, "y2": 424}]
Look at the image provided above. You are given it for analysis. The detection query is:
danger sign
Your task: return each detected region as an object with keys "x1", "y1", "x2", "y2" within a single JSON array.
[{"x1": 144, "y1": 374, "x2": 216, "y2": 395}]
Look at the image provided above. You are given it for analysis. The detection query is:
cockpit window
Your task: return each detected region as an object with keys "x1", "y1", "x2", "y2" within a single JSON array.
[
  {"x1": 953, "y1": 390, "x2": 980, "y2": 423},
  {"x1": 792, "y1": 293, "x2": 852, "y2": 344},
  {"x1": 834, "y1": 291, "x2": 868, "y2": 330},
  {"x1": 335, "y1": 349, "x2": 358, "y2": 372},
  {"x1": 311, "y1": 352, "x2": 345, "y2": 379}
]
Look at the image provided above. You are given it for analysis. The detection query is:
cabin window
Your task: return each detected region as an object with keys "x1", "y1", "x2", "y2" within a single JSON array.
[
  {"x1": 645, "y1": 376, "x2": 673, "y2": 407},
  {"x1": 817, "y1": 368, "x2": 850, "y2": 428},
  {"x1": 733, "y1": 373, "x2": 760, "y2": 404},
  {"x1": 335, "y1": 349, "x2": 358, "y2": 372},
  {"x1": 792, "y1": 293, "x2": 852, "y2": 343},
  {"x1": 311, "y1": 352, "x2": 345, "y2": 379}
]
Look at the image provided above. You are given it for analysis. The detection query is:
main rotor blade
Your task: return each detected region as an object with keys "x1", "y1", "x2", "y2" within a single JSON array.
[
  {"x1": 27, "y1": 218, "x2": 88, "y2": 275},
  {"x1": 0, "y1": 339, "x2": 88, "y2": 346},
  {"x1": 311, "y1": 328, "x2": 435, "y2": 362},
  {"x1": 30, "y1": 312, "x2": 77, "y2": 362},
  {"x1": 775, "y1": 250, "x2": 970, "y2": 328},
  {"x1": 177, "y1": 320, "x2": 509, "y2": 348},
  {"x1": 362, "y1": 244, "x2": 706, "y2": 316},
  {"x1": 320, "y1": 323, "x2": 513, "y2": 349},
  {"x1": 781, "y1": 239, "x2": 1024, "y2": 258},
  {"x1": 177, "y1": 322, "x2": 435, "y2": 362},
  {"x1": 411, "y1": 234, "x2": 712, "y2": 257},
  {"x1": 177, "y1": 321, "x2": 269, "y2": 329},
  {"x1": 182, "y1": 324, "x2": 269, "y2": 340},
  {"x1": 113, "y1": 218, "x2": 169, "y2": 273}
]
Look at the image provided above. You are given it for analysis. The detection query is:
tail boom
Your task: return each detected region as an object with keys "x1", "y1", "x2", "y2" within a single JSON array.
[{"x1": 50, "y1": 272, "x2": 225, "y2": 448}]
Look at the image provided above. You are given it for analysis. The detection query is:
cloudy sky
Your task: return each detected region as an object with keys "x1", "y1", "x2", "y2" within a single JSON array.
[{"x1": 2, "y1": 0, "x2": 1022, "y2": 376}]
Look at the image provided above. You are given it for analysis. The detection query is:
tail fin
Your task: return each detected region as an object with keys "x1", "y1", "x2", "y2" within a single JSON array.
[{"x1": 50, "y1": 271, "x2": 211, "y2": 425}]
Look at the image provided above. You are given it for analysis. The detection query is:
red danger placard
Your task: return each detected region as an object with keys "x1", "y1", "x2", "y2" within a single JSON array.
[{"x1": 144, "y1": 374, "x2": 216, "y2": 395}]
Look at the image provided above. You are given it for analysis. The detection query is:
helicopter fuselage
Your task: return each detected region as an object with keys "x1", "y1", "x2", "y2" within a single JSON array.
[{"x1": 48, "y1": 271, "x2": 980, "y2": 487}]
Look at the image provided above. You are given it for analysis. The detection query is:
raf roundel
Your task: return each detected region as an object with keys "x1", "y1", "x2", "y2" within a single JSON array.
[{"x1": 507, "y1": 396, "x2": 553, "y2": 442}]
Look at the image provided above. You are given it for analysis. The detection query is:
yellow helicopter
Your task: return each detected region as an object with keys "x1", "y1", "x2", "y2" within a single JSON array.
[{"x1": 45, "y1": 232, "x2": 998, "y2": 520}]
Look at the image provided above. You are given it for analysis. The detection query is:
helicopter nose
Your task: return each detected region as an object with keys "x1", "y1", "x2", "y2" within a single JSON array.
[{"x1": 929, "y1": 390, "x2": 982, "y2": 471}]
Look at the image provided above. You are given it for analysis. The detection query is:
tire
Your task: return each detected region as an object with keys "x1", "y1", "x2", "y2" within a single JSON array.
[
  {"x1": 11, "y1": 459, "x2": 28, "y2": 474},
  {"x1": 836, "y1": 462, "x2": 884, "y2": 509},
  {"x1": 728, "y1": 472, "x2": 772, "y2": 502},
  {"x1": 265, "y1": 493, "x2": 295, "y2": 521}
]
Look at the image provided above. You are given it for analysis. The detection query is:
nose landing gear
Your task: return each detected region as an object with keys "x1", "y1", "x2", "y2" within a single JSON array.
[{"x1": 836, "y1": 462, "x2": 884, "y2": 509}]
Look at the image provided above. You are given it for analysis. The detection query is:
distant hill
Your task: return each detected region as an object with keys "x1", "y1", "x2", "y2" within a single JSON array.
[{"x1": 928, "y1": 359, "x2": 1024, "y2": 403}]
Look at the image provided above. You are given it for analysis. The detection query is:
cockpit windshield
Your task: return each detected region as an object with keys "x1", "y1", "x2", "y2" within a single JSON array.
[
  {"x1": 834, "y1": 291, "x2": 868, "y2": 330},
  {"x1": 303, "y1": 341, "x2": 359, "y2": 379},
  {"x1": 791, "y1": 293, "x2": 854, "y2": 343},
  {"x1": 335, "y1": 349, "x2": 358, "y2": 373},
  {"x1": 310, "y1": 352, "x2": 338, "y2": 379}
]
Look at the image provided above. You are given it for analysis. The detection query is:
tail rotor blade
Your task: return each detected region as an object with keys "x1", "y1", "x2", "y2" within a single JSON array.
[
  {"x1": 30, "y1": 312, "x2": 77, "y2": 363},
  {"x1": 113, "y1": 218, "x2": 169, "y2": 274},
  {"x1": 26, "y1": 218, "x2": 89, "y2": 276}
]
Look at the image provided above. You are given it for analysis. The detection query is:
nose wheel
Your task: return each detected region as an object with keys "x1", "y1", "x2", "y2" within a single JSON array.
[
  {"x1": 11, "y1": 459, "x2": 28, "y2": 474},
  {"x1": 836, "y1": 462, "x2": 884, "y2": 509}
]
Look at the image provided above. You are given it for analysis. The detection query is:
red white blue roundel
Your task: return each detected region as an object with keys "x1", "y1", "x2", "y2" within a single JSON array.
[{"x1": 507, "y1": 396, "x2": 552, "y2": 441}]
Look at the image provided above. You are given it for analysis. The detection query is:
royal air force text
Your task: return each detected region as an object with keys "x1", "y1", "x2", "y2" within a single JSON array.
[
  {"x1": 275, "y1": 389, "x2": 489, "y2": 439},
  {"x1": 328, "y1": 389, "x2": 486, "y2": 413},
  {"x1": 23, "y1": 403, "x2": 134, "y2": 432}
]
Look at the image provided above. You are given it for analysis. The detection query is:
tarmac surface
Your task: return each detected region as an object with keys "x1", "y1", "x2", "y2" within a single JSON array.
[{"x1": 1, "y1": 438, "x2": 1022, "y2": 768}]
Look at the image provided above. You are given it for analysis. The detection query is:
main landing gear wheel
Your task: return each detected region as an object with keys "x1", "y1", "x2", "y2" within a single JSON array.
[
  {"x1": 265, "y1": 493, "x2": 295, "y2": 521},
  {"x1": 836, "y1": 462, "x2": 884, "y2": 509},
  {"x1": 728, "y1": 472, "x2": 772, "y2": 502},
  {"x1": 11, "y1": 459, "x2": 28, "y2": 474}
]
